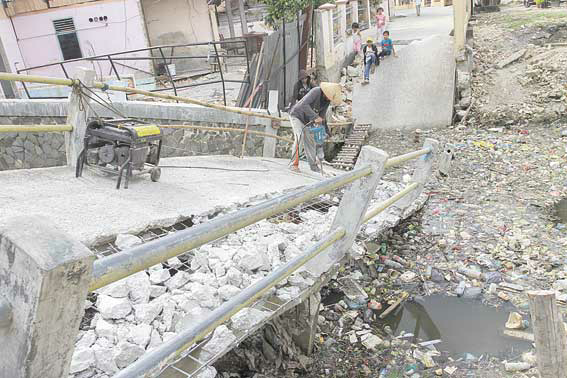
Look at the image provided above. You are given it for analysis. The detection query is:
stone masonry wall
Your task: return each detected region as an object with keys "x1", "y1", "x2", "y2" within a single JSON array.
[{"x1": 0, "y1": 101, "x2": 294, "y2": 171}]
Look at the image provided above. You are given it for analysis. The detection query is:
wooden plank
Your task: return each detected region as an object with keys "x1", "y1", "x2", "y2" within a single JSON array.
[{"x1": 528, "y1": 290, "x2": 567, "y2": 378}]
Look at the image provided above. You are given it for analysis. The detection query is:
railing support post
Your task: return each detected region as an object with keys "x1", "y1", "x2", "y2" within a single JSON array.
[
  {"x1": 398, "y1": 138, "x2": 439, "y2": 209},
  {"x1": 65, "y1": 67, "x2": 95, "y2": 167},
  {"x1": 528, "y1": 290, "x2": 567, "y2": 378},
  {"x1": 0, "y1": 217, "x2": 94, "y2": 378},
  {"x1": 263, "y1": 90, "x2": 279, "y2": 158},
  {"x1": 305, "y1": 145, "x2": 388, "y2": 277}
]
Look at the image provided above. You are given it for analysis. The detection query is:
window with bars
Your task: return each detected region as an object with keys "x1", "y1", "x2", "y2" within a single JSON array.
[
  {"x1": 346, "y1": 4, "x2": 353, "y2": 32},
  {"x1": 53, "y1": 18, "x2": 83, "y2": 60},
  {"x1": 332, "y1": 8, "x2": 342, "y2": 45}
]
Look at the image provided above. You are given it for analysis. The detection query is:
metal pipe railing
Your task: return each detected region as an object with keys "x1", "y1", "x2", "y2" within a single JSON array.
[
  {"x1": 362, "y1": 182, "x2": 419, "y2": 224},
  {"x1": 384, "y1": 147, "x2": 431, "y2": 168},
  {"x1": 112, "y1": 227, "x2": 346, "y2": 378},
  {"x1": 89, "y1": 166, "x2": 372, "y2": 292},
  {"x1": 0, "y1": 124, "x2": 73, "y2": 133},
  {"x1": 0, "y1": 72, "x2": 286, "y2": 122}
]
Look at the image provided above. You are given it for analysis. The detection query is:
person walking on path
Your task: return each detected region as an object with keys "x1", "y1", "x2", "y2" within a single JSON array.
[
  {"x1": 289, "y1": 83, "x2": 342, "y2": 172},
  {"x1": 375, "y1": 7, "x2": 387, "y2": 41},
  {"x1": 362, "y1": 37, "x2": 379, "y2": 83},
  {"x1": 415, "y1": 0, "x2": 422, "y2": 16}
]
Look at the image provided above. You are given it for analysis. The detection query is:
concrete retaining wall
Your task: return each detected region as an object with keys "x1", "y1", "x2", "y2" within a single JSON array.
[{"x1": 0, "y1": 100, "x2": 293, "y2": 171}]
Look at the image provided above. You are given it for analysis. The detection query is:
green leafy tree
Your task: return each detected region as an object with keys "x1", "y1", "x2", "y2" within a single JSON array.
[{"x1": 263, "y1": 0, "x2": 329, "y2": 27}]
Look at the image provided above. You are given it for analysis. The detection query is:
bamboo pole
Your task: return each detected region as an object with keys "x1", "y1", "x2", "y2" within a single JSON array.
[
  {"x1": 241, "y1": 41, "x2": 265, "y2": 158},
  {"x1": 157, "y1": 124, "x2": 293, "y2": 143},
  {"x1": 0, "y1": 72, "x2": 286, "y2": 122},
  {"x1": 0, "y1": 72, "x2": 353, "y2": 127},
  {"x1": 0, "y1": 124, "x2": 73, "y2": 133}
]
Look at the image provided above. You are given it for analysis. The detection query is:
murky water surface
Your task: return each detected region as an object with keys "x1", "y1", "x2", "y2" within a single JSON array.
[{"x1": 383, "y1": 295, "x2": 531, "y2": 359}]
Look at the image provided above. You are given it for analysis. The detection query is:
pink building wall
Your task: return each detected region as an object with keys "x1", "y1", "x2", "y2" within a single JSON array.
[{"x1": 4, "y1": 0, "x2": 151, "y2": 80}]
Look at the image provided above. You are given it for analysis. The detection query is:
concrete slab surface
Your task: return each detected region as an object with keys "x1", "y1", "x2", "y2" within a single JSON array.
[
  {"x1": 0, "y1": 156, "x2": 339, "y2": 246},
  {"x1": 353, "y1": 6, "x2": 455, "y2": 129}
]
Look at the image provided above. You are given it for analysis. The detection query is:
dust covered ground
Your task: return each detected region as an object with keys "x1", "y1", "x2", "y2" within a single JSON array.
[{"x1": 212, "y1": 5, "x2": 567, "y2": 378}]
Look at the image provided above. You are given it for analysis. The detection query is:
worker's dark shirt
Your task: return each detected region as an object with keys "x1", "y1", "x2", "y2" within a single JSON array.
[
  {"x1": 292, "y1": 79, "x2": 314, "y2": 105},
  {"x1": 289, "y1": 87, "x2": 330, "y2": 124}
]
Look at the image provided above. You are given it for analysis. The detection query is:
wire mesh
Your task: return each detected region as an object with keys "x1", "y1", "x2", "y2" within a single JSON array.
[
  {"x1": 358, "y1": 3, "x2": 370, "y2": 31},
  {"x1": 76, "y1": 187, "x2": 347, "y2": 378}
]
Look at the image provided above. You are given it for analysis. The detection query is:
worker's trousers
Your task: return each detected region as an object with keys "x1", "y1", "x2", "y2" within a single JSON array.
[{"x1": 289, "y1": 115, "x2": 319, "y2": 171}]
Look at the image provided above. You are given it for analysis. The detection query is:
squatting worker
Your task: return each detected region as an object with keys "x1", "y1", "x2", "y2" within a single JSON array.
[
  {"x1": 292, "y1": 69, "x2": 314, "y2": 106},
  {"x1": 289, "y1": 82, "x2": 342, "y2": 172}
]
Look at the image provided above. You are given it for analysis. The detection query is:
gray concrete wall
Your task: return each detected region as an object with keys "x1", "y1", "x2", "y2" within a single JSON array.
[{"x1": 0, "y1": 100, "x2": 293, "y2": 171}]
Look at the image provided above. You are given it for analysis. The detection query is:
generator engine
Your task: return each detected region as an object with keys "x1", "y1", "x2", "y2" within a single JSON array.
[{"x1": 76, "y1": 119, "x2": 163, "y2": 189}]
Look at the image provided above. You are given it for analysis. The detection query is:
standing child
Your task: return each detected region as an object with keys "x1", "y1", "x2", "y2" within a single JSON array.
[
  {"x1": 352, "y1": 22, "x2": 362, "y2": 54},
  {"x1": 375, "y1": 7, "x2": 387, "y2": 41},
  {"x1": 362, "y1": 37, "x2": 378, "y2": 83},
  {"x1": 378, "y1": 30, "x2": 398, "y2": 59}
]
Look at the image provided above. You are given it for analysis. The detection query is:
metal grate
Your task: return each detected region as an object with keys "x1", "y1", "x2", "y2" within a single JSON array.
[{"x1": 53, "y1": 18, "x2": 76, "y2": 34}]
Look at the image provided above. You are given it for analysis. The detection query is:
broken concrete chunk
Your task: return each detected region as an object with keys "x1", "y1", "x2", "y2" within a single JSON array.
[
  {"x1": 133, "y1": 301, "x2": 163, "y2": 324},
  {"x1": 127, "y1": 323, "x2": 152, "y2": 348},
  {"x1": 96, "y1": 294, "x2": 132, "y2": 320},
  {"x1": 497, "y1": 49, "x2": 526, "y2": 69},
  {"x1": 230, "y1": 307, "x2": 269, "y2": 330},
  {"x1": 113, "y1": 341, "x2": 145, "y2": 369},
  {"x1": 337, "y1": 277, "x2": 368, "y2": 302},
  {"x1": 98, "y1": 279, "x2": 130, "y2": 298},
  {"x1": 218, "y1": 284, "x2": 241, "y2": 301},
  {"x1": 199, "y1": 325, "x2": 237, "y2": 361},
  {"x1": 95, "y1": 318, "x2": 116, "y2": 342},
  {"x1": 361, "y1": 333, "x2": 383, "y2": 350},
  {"x1": 150, "y1": 284, "x2": 167, "y2": 298},
  {"x1": 175, "y1": 307, "x2": 212, "y2": 333},
  {"x1": 226, "y1": 267, "x2": 243, "y2": 287},
  {"x1": 126, "y1": 272, "x2": 152, "y2": 304},
  {"x1": 76, "y1": 330, "x2": 97, "y2": 350},
  {"x1": 504, "y1": 361, "x2": 531, "y2": 372},
  {"x1": 195, "y1": 366, "x2": 217, "y2": 378},
  {"x1": 69, "y1": 347, "x2": 95, "y2": 374},
  {"x1": 149, "y1": 269, "x2": 171, "y2": 285},
  {"x1": 93, "y1": 339, "x2": 119, "y2": 375},
  {"x1": 115, "y1": 234, "x2": 142, "y2": 250},
  {"x1": 165, "y1": 271, "x2": 191, "y2": 290}
]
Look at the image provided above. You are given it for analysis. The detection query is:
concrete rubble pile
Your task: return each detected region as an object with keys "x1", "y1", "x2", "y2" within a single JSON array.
[
  {"x1": 69, "y1": 178, "x2": 422, "y2": 378},
  {"x1": 467, "y1": 10, "x2": 567, "y2": 127}
]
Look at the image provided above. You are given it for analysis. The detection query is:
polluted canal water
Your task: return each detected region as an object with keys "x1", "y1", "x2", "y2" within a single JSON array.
[{"x1": 381, "y1": 295, "x2": 531, "y2": 359}]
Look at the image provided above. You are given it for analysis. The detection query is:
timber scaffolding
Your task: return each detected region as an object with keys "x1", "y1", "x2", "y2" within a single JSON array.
[{"x1": 0, "y1": 71, "x2": 441, "y2": 378}]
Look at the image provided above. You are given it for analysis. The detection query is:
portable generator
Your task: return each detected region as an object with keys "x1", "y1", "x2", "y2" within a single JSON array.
[{"x1": 76, "y1": 119, "x2": 163, "y2": 189}]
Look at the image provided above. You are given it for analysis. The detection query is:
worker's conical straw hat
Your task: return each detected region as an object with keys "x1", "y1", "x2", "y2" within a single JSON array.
[{"x1": 320, "y1": 82, "x2": 342, "y2": 106}]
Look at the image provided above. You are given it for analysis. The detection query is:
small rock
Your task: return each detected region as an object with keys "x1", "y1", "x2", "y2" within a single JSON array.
[
  {"x1": 115, "y1": 234, "x2": 142, "y2": 250},
  {"x1": 133, "y1": 301, "x2": 163, "y2": 324},
  {"x1": 218, "y1": 285, "x2": 241, "y2": 301},
  {"x1": 114, "y1": 341, "x2": 145, "y2": 369},
  {"x1": 165, "y1": 271, "x2": 191, "y2": 290},
  {"x1": 127, "y1": 272, "x2": 152, "y2": 304},
  {"x1": 96, "y1": 295, "x2": 132, "y2": 319},
  {"x1": 76, "y1": 330, "x2": 97, "y2": 349},
  {"x1": 231, "y1": 307, "x2": 269, "y2": 330},
  {"x1": 98, "y1": 279, "x2": 130, "y2": 298},
  {"x1": 128, "y1": 323, "x2": 152, "y2": 348},
  {"x1": 149, "y1": 269, "x2": 171, "y2": 285},
  {"x1": 150, "y1": 285, "x2": 167, "y2": 298},
  {"x1": 95, "y1": 318, "x2": 116, "y2": 342},
  {"x1": 199, "y1": 325, "x2": 237, "y2": 361},
  {"x1": 92, "y1": 338, "x2": 119, "y2": 375},
  {"x1": 463, "y1": 287, "x2": 482, "y2": 299},
  {"x1": 361, "y1": 333, "x2": 383, "y2": 350},
  {"x1": 69, "y1": 348, "x2": 95, "y2": 373},
  {"x1": 504, "y1": 361, "x2": 531, "y2": 372}
]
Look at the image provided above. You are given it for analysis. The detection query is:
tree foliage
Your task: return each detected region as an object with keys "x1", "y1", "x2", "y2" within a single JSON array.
[{"x1": 263, "y1": 0, "x2": 329, "y2": 27}]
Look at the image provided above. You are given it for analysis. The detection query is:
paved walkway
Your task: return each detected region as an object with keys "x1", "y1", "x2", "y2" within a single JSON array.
[
  {"x1": 352, "y1": 6, "x2": 455, "y2": 129},
  {"x1": 0, "y1": 156, "x2": 337, "y2": 246}
]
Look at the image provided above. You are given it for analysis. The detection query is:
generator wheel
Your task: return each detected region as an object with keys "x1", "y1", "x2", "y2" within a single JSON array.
[{"x1": 150, "y1": 167, "x2": 161, "y2": 182}]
